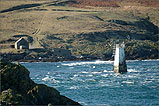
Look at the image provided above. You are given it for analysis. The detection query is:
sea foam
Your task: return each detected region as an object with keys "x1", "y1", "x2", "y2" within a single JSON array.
[
  {"x1": 42, "y1": 75, "x2": 59, "y2": 83},
  {"x1": 62, "y1": 60, "x2": 113, "y2": 66}
]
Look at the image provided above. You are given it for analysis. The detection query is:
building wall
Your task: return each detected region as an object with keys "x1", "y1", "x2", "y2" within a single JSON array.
[{"x1": 15, "y1": 39, "x2": 29, "y2": 49}]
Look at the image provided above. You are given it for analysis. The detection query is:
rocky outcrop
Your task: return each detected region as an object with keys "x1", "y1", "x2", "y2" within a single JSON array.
[{"x1": 0, "y1": 60, "x2": 81, "y2": 105}]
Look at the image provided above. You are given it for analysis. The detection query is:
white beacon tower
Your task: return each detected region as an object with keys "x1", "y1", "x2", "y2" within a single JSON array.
[{"x1": 114, "y1": 43, "x2": 127, "y2": 73}]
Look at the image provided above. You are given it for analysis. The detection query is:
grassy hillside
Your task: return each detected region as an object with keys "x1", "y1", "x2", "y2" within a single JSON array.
[
  {"x1": 0, "y1": 0, "x2": 159, "y2": 61},
  {"x1": 69, "y1": 0, "x2": 159, "y2": 8}
]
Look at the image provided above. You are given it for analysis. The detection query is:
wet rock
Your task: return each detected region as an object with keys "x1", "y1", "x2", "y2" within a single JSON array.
[{"x1": 0, "y1": 60, "x2": 81, "y2": 105}]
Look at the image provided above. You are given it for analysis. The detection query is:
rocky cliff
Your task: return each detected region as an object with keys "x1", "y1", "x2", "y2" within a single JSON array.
[{"x1": 0, "y1": 60, "x2": 81, "y2": 105}]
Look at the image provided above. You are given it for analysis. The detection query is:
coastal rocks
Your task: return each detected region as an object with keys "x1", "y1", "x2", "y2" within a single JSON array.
[
  {"x1": 0, "y1": 60, "x2": 81, "y2": 105},
  {"x1": 1, "y1": 89, "x2": 24, "y2": 105}
]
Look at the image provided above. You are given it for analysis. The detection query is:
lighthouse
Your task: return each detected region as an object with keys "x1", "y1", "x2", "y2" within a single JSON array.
[{"x1": 114, "y1": 42, "x2": 127, "y2": 73}]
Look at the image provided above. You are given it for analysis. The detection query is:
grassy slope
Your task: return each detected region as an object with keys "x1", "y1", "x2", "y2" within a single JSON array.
[{"x1": 0, "y1": 0, "x2": 159, "y2": 60}]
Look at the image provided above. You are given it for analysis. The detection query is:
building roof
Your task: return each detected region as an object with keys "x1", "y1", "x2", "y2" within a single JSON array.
[{"x1": 15, "y1": 38, "x2": 26, "y2": 44}]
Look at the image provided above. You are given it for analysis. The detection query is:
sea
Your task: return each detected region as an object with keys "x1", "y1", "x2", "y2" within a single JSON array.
[{"x1": 21, "y1": 60, "x2": 159, "y2": 106}]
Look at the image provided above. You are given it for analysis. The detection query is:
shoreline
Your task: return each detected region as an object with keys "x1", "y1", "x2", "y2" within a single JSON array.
[{"x1": 14, "y1": 58, "x2": 159, "y2": 63}]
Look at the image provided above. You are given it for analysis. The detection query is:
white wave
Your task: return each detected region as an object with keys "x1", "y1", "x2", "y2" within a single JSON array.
[
  {"x1": 127, "y1": 75, "x2": 138, "y2": 78},
  {"x1": 87, "y1": 74, "x2": 93, "y2": 77},
  {"x1": 80, "y1": 71, "x2": 89, "y2": 74},
  {"x1": 103, "y1": 70, "x2": 108, "y2": 72},
  {"x1": 126, "y1": 60, "x2": 142, "y2": 62},
  {"x1": 79, "y1": 102, "x2": 87, "y2": 105},
  {"x1": 52, "y1": 79, "x2": 60, "y2": 83},
  {"x1": 128, "y1": 69, "x2": 138, "y2": 72},
  {"x1": 99, "y1": 81, "x2": 105, "y2": 84},
  {"x1": 42, "y1": 75, "x2": 59, "y2": 83},
  {"x1": 127, "y1": 59, "x2": 159, "y2": 62},
  {"x1": 103, "y1": 70, "x2": 113, "y2": 73},
  {"x1": 142, "y1": 80, "x2": 153, "y2": 84},
  {"x1": 142, "y1": 59, "x2": 159, "y2": 61},
  {"x1": 71, "y1": 78, "x2": 85, "y2": 82},
  {"x1": 62, "y1": 60, "x2": 113, "y2": 66},
  {"x1": 69, "y1": 67, "x2": 74, "y2": 69},
  {"x1": 86, "y1": 74, "x2": 93, "y2": 77},
  {"x1": 92, "y1": 71, "x2": 102, "y2": 74},
  {"x1": 69, "y1": 86, "x2": 79, "y2": 89},
  {"x1": 74, "y1": 74, "x2": 78, "y2": 77},
  {"x1": 101, "y1": 74, "x2": 108, "y2": 77},
  {"x1": 122, "y1": 81, "x2": 134, "y2": 84},
  {"x1": 93, "y1": 66, "x2": 96, "y2": 69},
  {"x1": 56, "y1": 74, "x2": 61, "y2": 77},
  {"x1": 42, "y1": 75, "x2": 51, "y2": 81},
  {"x1": 98, "y1": 82, "x2": 112, "y2": 87}
]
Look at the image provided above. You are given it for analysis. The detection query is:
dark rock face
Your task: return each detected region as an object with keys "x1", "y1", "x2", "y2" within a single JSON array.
[
  {"x1": 0, "y1": 60, "x2": 81, "y2": 105},
  {"x1": 108, "y1": 20, "x2": 129, "y2": 25}
]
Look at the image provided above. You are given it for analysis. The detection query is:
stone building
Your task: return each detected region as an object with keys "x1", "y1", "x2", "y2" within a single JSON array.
[
  {"x1": 15, "y1": 38, "x2": 29, "y2": 49},
  {"x1": 53, "y1": 48, "x2": 72, "y2": 58}
]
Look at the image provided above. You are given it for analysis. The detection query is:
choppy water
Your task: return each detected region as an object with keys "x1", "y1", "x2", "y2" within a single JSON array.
[{"x1": 21, "y1": 60, "x2": 159, "y2": 106}]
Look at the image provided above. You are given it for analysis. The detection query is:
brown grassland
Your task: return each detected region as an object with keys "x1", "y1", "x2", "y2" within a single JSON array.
[{"x1": 0, "y1": 0, "x2": 159, "y2": 60}]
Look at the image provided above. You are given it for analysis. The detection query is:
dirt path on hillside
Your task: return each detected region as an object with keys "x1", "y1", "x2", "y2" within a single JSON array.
[
  {"x1": 30, "y1": 6, "x2": 52, "y2": 49},
  {"x1": 29, "y1": 0, "x2": 64, "y2": 49}
]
